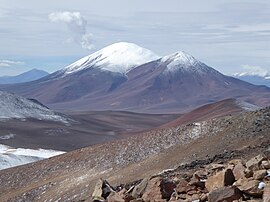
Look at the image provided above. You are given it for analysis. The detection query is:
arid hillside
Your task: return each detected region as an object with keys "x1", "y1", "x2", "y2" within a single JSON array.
[{"x1": 0, "y1": 107, "x2": 269, "y2": 201}]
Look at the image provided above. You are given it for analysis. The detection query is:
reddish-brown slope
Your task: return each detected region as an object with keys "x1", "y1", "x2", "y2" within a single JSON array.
[
  {"x1": 0, "y1": 111, "x2": 178, "y2": 151},
  {"x1": 0, "y1": 107, "x2": 269, "y2": 201},
  {"x1": 163, "y1": 98, "x2": 247, "y2": 127}
]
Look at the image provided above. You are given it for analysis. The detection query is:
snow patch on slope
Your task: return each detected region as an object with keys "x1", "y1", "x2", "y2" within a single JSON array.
[
  {"x1": 235, "y1": 100, "x2": 261, "y2": 111},
  {"x1": 0, "y1": 91, "x2": 69, "y2": 123},
  {"x1": 0, "y1": 144, "x2": 65, "y2": 170},
  {"x1": 63, "y1": 42, "x2": 160, "y2": 75}
]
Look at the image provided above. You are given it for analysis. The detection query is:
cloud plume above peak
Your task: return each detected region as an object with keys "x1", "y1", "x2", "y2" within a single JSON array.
[{"x1": 48, "y1": 11, "x2": 94, "y2": 51}]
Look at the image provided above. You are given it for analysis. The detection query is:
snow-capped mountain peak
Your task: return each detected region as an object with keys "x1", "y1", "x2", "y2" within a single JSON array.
[
  {"x1": 161, "y1": 51, "x2": 204, "y2": 72},
  {"x1": 63, "y1": 42, "x2": 160, "y2": 75}
]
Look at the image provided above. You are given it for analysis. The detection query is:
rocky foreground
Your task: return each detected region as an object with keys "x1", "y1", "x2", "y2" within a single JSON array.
[{"x1": 92, "y1": 154, "x2": 270, "y2": 202}]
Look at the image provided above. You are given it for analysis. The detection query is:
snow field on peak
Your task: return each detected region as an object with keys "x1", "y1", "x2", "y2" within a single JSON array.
[
  {"x1": 161, "y1": 51, "x2": 204, "y2": 73},
  {"x1": 63, "y1": 42, "x2": 160, "y2": 75}
]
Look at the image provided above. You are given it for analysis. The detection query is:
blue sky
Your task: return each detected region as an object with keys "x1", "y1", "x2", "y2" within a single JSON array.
[{"x1": 0, "y1": 0, "x2": 270, "y2": 76}]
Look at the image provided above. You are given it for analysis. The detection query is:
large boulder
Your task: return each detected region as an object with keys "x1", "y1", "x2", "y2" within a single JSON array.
[
  {"x1": 107, "y1": 192, "x2": 125, "y2": 202},
  {"x1": 234, "y1": 178, "x2": 263, "y2": 197},
  {"x1": 160, "y1": 178, "x2": 177, "y2": 199},
  {"x1": 131, "y1": 177, "x2": 149, "y2": 198},
  {"x1": 205, "y1": 169, "x2": 235, "y2": 192},
  {"x1": 174, "y1": 179, "x2": 191, "y2": 194},
  {"x1": 253, "y1": 170, "x2": 267, "y2": 180},
  {"x1": 246, "y1": 155, "x2": 267, "y2": 171},
  {"x1": 92, "y1": 179, "x2": 115, "y2": 201},
  {"x1": 233, "y1": 162, "x2": 246, "y2": 180},
  {"x1": 92, "y1": 179, "x2": 105, "y2": 202},
  {"x1": 208, "y1": 186, "x2": 242, "y2": 202},
  {"x1": 141, "y1": 177, "x2": 164, "y2": 202},
  {"x1": 262, "y1": 160, "x2": 270, "y2": 169}
]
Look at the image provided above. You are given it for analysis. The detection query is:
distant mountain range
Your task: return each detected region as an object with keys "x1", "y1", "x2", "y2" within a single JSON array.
[
  {"x1": 233, "y1": 74, "x2": 270, "y2": 87},
  {"x1": 0, "y1": 42, "x2": 269, "y2": 113},
  {"x1": 0, "y1": 69, "x2": 48, "y2": 84}
]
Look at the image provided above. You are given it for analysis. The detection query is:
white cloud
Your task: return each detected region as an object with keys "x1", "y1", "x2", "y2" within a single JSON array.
[
  {"x1": 81, "y1": 33, "x2": 94, "y2": 50},
  {"x1": 234, "y1": 65, "x2": 269, "y2": 77},
  {"x1": 0, "y1": 60, "x2": 24, "y2": 67},
  {"x1": 48, "y1": 11, "x2": 94, "y2": 51}
]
